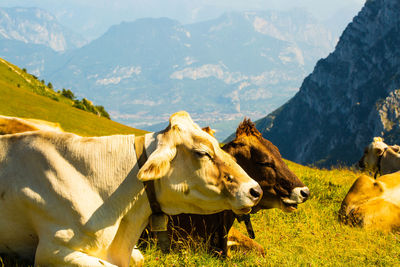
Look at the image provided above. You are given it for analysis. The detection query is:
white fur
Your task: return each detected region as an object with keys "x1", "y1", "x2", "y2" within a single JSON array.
[{"x1": 283, "y1": 186, "x2": 310, "y2": 204}]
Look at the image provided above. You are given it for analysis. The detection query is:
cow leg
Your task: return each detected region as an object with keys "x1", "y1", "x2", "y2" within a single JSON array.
[
  {"x1": 220, "y1": 211, "x2": 236, "y2": 257},
  {"x1": 130, "y1": 246, "x2": 144, "y2": 267},
  {"x1": 35, "y1": 242, "x2": 117, "y2": 267},
  {"x1": 227, "y1": 227, "x2": 265, "y2": 256}
]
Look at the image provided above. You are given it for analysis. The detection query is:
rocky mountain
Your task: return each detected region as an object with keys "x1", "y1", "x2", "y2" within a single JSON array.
[
  {"x1": 0, "y1": 7, "x2": 86, "y2": 52},
  {"x1": 255, "y1": 0, "x2": 400, "y2": 167},
  {"x1": 29, "y1": 10, "x2": 336, "y2": 139}
]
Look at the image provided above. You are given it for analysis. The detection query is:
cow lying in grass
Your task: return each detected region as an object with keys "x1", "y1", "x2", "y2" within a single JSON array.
[
  {"x1": 0, "y1": 115, "x2": 63, "y2": 134},
  {"x1": 338, "y1": 172, "x2": 400, "y2": 232},
  {"x1": 358, "y1": 137, "x2": 400, "y2": 178},
  {"x1": 145, "y1": 119, "x2": 310, "y2": 256},
  {"x1": 0, "y1": 111, "x2": 262, "y2": 267}
]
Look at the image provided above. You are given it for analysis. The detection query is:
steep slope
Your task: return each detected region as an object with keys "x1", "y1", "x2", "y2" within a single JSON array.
[
  {"x1": 0, "y1": 58, "x2": 146, "y2": 136},
  {"x1": 256, "y1": 0, "x2": 400, "y2": 167},
  {"x1": 0, "y1": 7, "x2": 86, "y2": 76},
  {"x1": 0, "y1": 7, "x2": 86, "y2": 51}
]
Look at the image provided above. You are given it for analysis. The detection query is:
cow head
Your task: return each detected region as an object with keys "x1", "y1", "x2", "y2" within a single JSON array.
[
  {"x1": 222, "y1": 119, "x2": 309, "y2": 212},
  {"x1": 358, "y1": 137, "x2": 388, "y2": 172},
  {"x1": 137, "y1": 111, "x2": 262, "y2": 215}
]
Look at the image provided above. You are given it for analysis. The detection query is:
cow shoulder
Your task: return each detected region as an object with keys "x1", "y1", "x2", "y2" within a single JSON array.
[{"x1": 342, "y1": 175, "x2": 383, "y2": 206}]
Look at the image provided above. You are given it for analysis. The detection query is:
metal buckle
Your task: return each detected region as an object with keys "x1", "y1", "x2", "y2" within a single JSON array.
[{"x1": 149, "y1": 213, "x2": 168, "y2": 232}]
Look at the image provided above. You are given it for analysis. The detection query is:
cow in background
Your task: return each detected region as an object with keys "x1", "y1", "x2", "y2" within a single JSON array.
[
  {"x1": 358, "y1": 137, "x2": 400, "y2": 178},
  {"x1": 0, "y1": 115, "x2": 63, "y2": 134},
  {"x1": 339, "y1": 172, "x2": 400, "y2": 232}
]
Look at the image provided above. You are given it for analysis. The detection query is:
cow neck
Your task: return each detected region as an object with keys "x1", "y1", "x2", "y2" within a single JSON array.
[
  {"x1": 375, "y1": 147, "x2": 388, "y2": 179},
  {"x1": 134, "y1": 134, "x2": 162, "y2": 215},
  {"x1": 134, "y1": 134, "x2": 168, "y2": 232}
]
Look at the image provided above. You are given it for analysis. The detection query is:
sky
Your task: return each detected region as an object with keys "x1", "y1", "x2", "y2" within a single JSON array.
[
  {"x1": 2, "y1": 0, "x2": 366, "y2": 20},
  {"x1": 2, "y1": 0, "x2": 366, "y2": 40}
]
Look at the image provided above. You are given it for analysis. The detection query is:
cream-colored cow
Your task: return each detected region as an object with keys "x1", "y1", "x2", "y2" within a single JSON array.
[
  {"x1": 0, "y1": 111, "x2": 262, "y2": 267},
  {"x1": 0, "y1": 115, "x2": 63, "y2": 134},
  {"x1": 358, "y1": 137, "x2": 400, "y2": 177},
  {"x1": 339, "y1": 173, "x2": 400, "y2": 232}
]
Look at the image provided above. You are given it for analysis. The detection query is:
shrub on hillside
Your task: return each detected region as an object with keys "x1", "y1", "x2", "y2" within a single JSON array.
[
  {"x1": 95, "y1": 105, "x2": 110, "y2": 119},
  {"x1": 61, "y1": 89, "x2": 76, "y2": 100},
  {"x1": 20, "y1": 67, "x2": 110, "y2": 120},
  {"x1": 73, "y1": 98, "x2": 110, "y2": 119}
]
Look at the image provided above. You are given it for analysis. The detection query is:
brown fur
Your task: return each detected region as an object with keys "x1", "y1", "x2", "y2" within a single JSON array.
[
  {"x1": 0, "y1": 117, "x2": 37, "y2": 134},
  {"x1": 202, "y1": 126, "x2": 216, "y2": 137},
  {"x1": 227, "y1": 228, "x2": 265, "y2": 257},
  {"x1": 235, "y1": 118, "x2": 262, "y2": 139},
  {"x1": 0, "y1": 116, "x2": 63, "y2": 135}
]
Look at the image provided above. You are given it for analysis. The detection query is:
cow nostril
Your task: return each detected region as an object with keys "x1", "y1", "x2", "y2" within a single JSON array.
[
  {"x1": 300, "y1": 188, "x2": 310, "y2": 198},
  {"x1": 358, "y1": 160, "x2": 364, "y2": 169},
  {"x1": 250, "y1": 187, "x2": 261, "y2": 199}
]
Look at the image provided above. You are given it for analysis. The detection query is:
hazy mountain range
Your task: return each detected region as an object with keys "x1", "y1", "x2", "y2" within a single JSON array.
[
  {"x1": 0, "y1": 6, "x2": 360, "y2": 139},
  {"x1": 2, "y1": 0, "x2": 364, "y2": 41}
]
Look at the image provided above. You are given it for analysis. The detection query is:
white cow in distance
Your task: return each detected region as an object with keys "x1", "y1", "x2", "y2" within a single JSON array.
[
  {"x1": 358, "y1": 137, "x2": 400, "y2": 177},
  {"x1": 0, "y1": 111, "x2": 262, "y2": 267}
]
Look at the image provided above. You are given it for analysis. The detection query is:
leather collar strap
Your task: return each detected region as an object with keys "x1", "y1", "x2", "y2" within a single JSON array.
[
  {"x1": 236, "y1": 214, "x2": 255, "y2": 239},
  {"x1": 135, "y1": 135, "x2": 168, "y2": 232},
  {"x1": 375, "y1": 147, "x2": 388, "y2": 179}
]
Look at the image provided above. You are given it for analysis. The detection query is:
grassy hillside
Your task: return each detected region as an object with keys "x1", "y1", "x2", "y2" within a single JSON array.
[{"x1": 0, "y1": 58, "x2": 147, "y2": 136}]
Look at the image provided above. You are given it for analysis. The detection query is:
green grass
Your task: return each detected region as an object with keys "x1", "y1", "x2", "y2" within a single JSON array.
[{"x1": 0, "y1": 58, "x2": 147, "y2": 136}]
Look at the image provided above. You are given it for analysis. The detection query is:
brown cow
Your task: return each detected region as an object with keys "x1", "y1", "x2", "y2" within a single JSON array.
[
  {"x1": 202, "y1": 126, "x2": 216, "y2": 137},
  {"x1": 145, "y1": 118, "x2": 309, "y2": 256},
  {"x1": 338, "y1": 173, "x2": 400, "y2": 232}
]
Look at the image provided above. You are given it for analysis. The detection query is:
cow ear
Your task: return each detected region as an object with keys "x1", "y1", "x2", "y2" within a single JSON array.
[
  {"x1": 373, "y1": 147, "x2": 384, "y2": 156},
  {"x1": 390, "y1": 145, "x2": 400, "y2": 153},
  {"x1": 137, "y1": 145, "x2": 177, "y2": 181}
]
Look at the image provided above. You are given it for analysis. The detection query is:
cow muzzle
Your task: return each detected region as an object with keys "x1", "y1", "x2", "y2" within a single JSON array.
[
  {"x1": 357, "y1": 159, "x2": 365, "y2": 170},
  {"x1": 232, "y1": 180, "x2": 263, "y2": 215},
  {"x1": 281, "y1": 186, "x2": 310, "y2": 211}
]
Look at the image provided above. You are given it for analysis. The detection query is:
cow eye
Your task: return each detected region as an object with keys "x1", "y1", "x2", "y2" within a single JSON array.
[
  {"x1": 257, "y1": 162, "x2": 274, "y2": 168},
  {"x1": 225, "y1": 174, "x2": 234, "y2": 182},
  {"x1": 195, "y1": 151, "x2": 212, "y2": 159}
]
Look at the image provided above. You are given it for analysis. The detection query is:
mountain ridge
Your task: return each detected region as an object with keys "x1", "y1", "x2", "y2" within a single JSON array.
[{"x1": 255, "y1": 0, "x2": 400, "y2": 167}]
